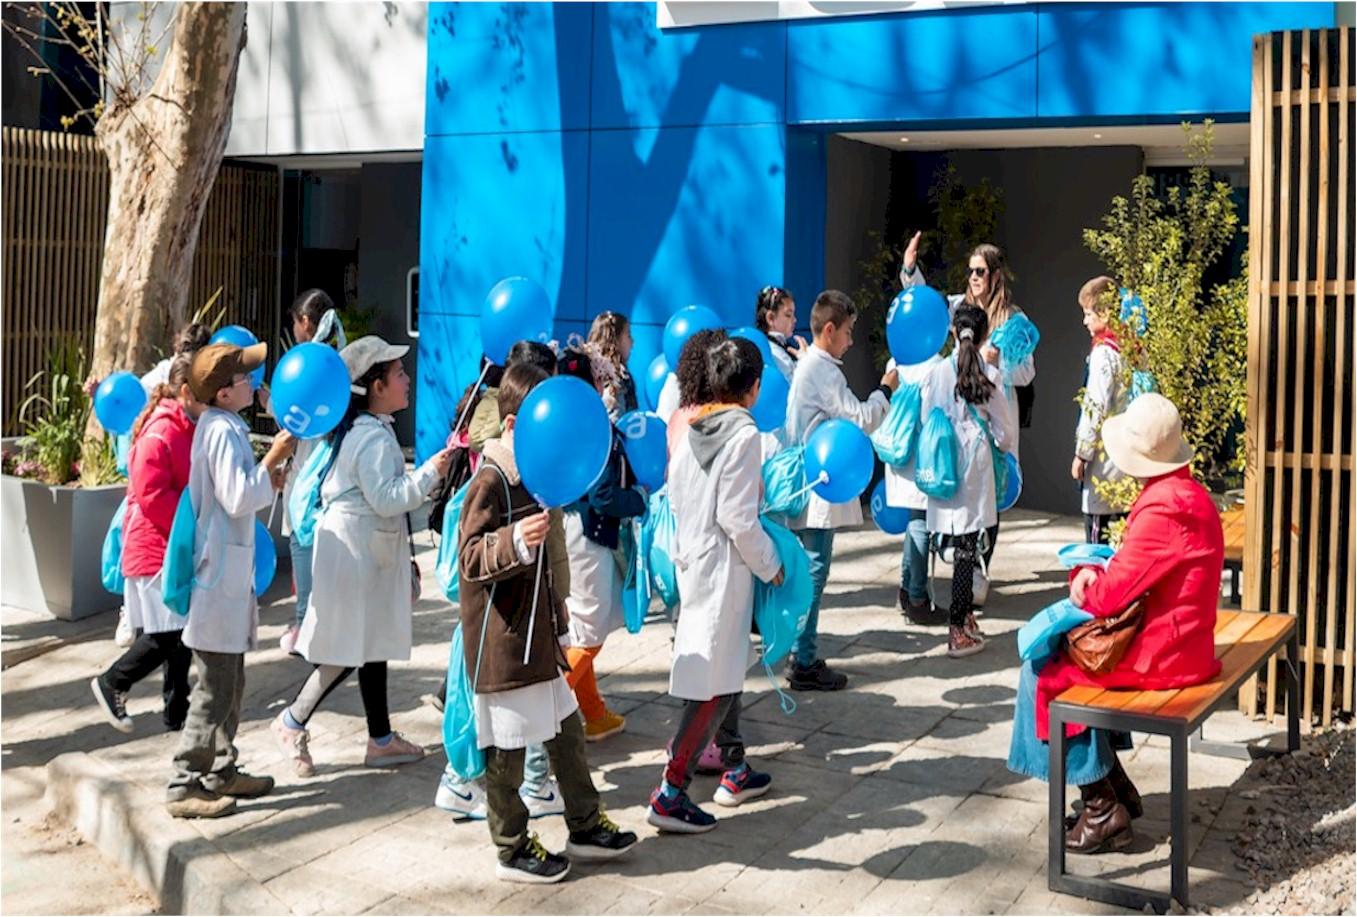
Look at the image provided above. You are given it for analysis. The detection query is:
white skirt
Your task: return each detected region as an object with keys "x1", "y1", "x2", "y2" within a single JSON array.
[
  {"x1": 475, "y1": 674, "x2": 578, "y2": 750},
  {"x1": 563, "y1": 511, "x2": 622, "y2": 648},
  {"x1": 124, "y1": 572, "x2": 183, "y2": 635}
]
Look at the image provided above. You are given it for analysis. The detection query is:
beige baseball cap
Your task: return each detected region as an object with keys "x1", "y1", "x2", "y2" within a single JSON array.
[
  {"x1": 188, "y1": 342, "x2": 267, "y2": 402},
  {"x1": 340, "y1": 336, "x2": 409, "y2": 393}
]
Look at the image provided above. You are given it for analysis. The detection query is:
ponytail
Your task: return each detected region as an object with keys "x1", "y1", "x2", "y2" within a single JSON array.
[
  {"x1": 754, "y1": 286, "x2": 790, "y2": 334},
  {"x1": 131, "y1": 353, "x2": 192, "y2": 441},
  {"x1": 952, "y1": 306, "x2": 994, "y2": 405}
]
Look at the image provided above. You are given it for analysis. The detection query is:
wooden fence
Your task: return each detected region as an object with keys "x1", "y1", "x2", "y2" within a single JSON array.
[
  {"x1": 2, "y1": 126, "x2": 280, "y2": 434},
  {"x1": 1243, "y1": 26, "x2": 1355, "y2": 729}
]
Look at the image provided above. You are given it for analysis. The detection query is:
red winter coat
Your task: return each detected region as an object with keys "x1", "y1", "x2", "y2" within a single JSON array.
[
  {"x1": 121, "y1": 399, "x2": 195, "y2": 577},
  {"x1": 1036, "y1": 467, "x2": 1224, "y2": 740}
]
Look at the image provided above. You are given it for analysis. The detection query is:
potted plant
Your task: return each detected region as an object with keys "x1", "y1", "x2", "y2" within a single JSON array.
[{"x1": 2, "y1": 341, "x2": 127, "y2": 620}]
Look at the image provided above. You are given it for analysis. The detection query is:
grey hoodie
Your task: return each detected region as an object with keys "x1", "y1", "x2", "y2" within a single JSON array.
[{"x1": 689, "y1": 407, "x2": 757, "y2": 471}]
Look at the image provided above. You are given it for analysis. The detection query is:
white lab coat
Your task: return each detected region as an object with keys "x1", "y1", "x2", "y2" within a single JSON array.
[
  {"x1": 920, "y1": 358, "x2": 1018, "y2": 536},
  {"x1": 883, "y1": 355, "x2": 944, "y2": 512},
  {"x1": 901, "y1": 266, "x2": 1035, "y2": 457},
  {"x1": 785, "y1": 344, "x2": 890, "y2": 530},
  {"x1": 563, "y1": 509, "x2": 622, "y2": 648},
  {"x1": 182, "y1": 408, "x2": 276, "y2": 654},
  {"x1": 1076, "y1": 341, "x2": 1128, "y2": 515},
  {"x1": 298, "y1": 414, "x2": 440, "y2": 667},
  {"x1": 668, "y1": 418, "x2": 781, "y2": 701}
]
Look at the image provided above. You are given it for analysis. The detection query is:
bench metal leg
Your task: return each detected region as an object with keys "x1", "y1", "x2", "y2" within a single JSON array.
[
  {"x1": 1171, "y1": 726, "x2": 1190, "y2": 908},
  {"x1": 1286, "y1": 631, "x2": 1301, "y2": 752},
  {"x1": 1190, "y1": 650, "x2": 1303, "y2": 759},
  {"x1": 1048, "y1": 705, "x2": 1067, "y2": 893}
]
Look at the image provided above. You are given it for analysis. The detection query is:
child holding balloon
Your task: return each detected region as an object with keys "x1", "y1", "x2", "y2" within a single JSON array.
[
  {"x1": 649, "y1": 336, "x2": 784, "y2": 834},
  {"x1": 754, "y1": 285, "x2": 806, "y2": 383},
  {"x1": 784, "y1": 290, "x2": 898, "y2": 691},
  {"x1": 920, "y1": 306, "x2": 1018, "y2": 658},
  {"x1": 272, "y1": 336, "x2": 455, "y2": 777},
  {"x1": 458, "y1": 362, "x2": 638, "y2": 884},
  {"x1": 167, "y1": 342, "x2": 294, "y2": 819}
]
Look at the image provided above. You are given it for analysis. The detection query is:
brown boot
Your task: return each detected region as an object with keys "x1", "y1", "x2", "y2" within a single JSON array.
[
  {"x1": 1065, "y1": 777, "x2": 1133, "y2": 854},
  {"x1": 1064, "y1": 757, "x2": 1143, "y2": 829}
]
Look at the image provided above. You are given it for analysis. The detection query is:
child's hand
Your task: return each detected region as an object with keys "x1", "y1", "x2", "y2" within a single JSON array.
[
  {"x1": 430, "y1": 446, "x2": 456, "y2": 478},
  {"x1": 789, "y1": 335, "x2": 809, "y2": 358},
  {"x1": 981, "y1": 343, "x2": 1001, "y2": 367},
  {"x1": 1071, "y1": 456, "x2": 1087, "y2": 482},
  {"x1": 881, "y1": 367, "x2": 900, "y2": 392},
  {"x1": 263, "y1": 431, "x2": 296, "y2": 471},
  {"x1": 771, "y1": 567, "x2": 785, "y2": 587},
  {"x1": 518, "y1": 510, "x2": 551, "y2": 549},
  {"x1": 901, "y1": 231, "x2": 921, "y2": 274}
]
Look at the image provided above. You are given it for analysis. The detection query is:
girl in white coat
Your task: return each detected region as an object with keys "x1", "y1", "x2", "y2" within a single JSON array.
[
  {"x1": 272, "y1": 336, "x2": 453, "y2": 777},
  {"x1": 921, "y1": 307, "x2": 1018, "y2": 659},
  {"x1": 648, "y1": 337, "x2": 784, "y2": 835}
]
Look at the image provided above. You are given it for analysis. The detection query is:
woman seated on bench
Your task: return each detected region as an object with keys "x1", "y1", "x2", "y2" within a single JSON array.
[{"x1": 1007, "y1": 394, "x2": 1224, "y2": 854}]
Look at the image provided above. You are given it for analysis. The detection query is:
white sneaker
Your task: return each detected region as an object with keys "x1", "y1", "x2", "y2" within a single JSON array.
[
  {"x1": 435, "y1": 768, "x2": 487, "y2": 820},
  {"x1": 520, "y1": 777, "x2": 566, "y2": 819},
  {"x1": 114, "y1": 609, "x2": 134, "y2": 648},
  {"x1": 972, "y1": 568, "x2": 990, "y2": 608},
  {"x1": 279, "y1": 624, "x2": 300, "y2": 655}
]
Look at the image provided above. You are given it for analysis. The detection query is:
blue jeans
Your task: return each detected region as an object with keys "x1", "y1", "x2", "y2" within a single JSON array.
[
  {"x1": 289, "y1": 534, "x2": 313, "y2": 629},
  {"x1": 792, "y1": 529, "x2": 835, "y2": 668},
  {"x1": 1007, "y1": 659, "x2": 1114, "y2": 785},
  {"x1": 899, "y1": 510, "x2": 929, "y2": 603},
  {"x1": 521, "y1": 743, "x2": 549, "y2": 793}
]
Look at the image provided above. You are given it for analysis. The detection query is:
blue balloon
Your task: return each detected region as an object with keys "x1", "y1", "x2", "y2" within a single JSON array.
[
  {"x1": 253, "y1": 519, "x2": 277, "y2": 596},
  {"x1": 887, "y1": 286, "x2": 950, "y2": 367},
  {"x1": 482, "y1": 277, "x2": 553, "y2": 366},
  {"x1": 730, "y1": 326, "x2": 774, "y2": 365},
  {"x1": 93, "y1": 372, "x2": 147, "y2": 435},
  {"x1": 804, "y1": 419, "x2": 874, "y2": 504},
  {"x1": 270, "y1": 342, "x2": 351, "y2": 439},
  {"x1": 869, "y1": 479, "x2": 911, "y2": 535},
  {"x1": 644, "y1": 354, "x2": 670, "y2": 411},
  {"x1": 517, "y1": 376, "x2": 611, "y2": 508},
  {"x1": 998, "y1": 451, "x2": 1023, "y2": 513},
  {"x1": 751, "y1": 364, "x2": 789, "y2": 433},
  {"x1": 663, "y1": 305, "x2": 722, "y2": 368},
  {"x1": 210, "y1": 325, "x2": 265, "y2": 388},
  {"x1": 617, "y1": 410, "x2": 668, "y2": 492}
]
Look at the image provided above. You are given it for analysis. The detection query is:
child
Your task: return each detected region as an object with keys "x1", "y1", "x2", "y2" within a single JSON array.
[
  {"x1": 754, "y1": 285, "x2": 806, "y2": 383},
  {"x1": 468, "y1": 342, "x2": 555, "y2": 453},
  {"x1": 1074, "y1": 276, "x2": 1129, "y2": 545},
  {"x1": 279, "y1": 288, "x2": 346, "y2": 654},
  {"x1": 92, "y1": 354, "x2": 202, "y2": 733},
  {"x1": 459, "y1": 362, "x2": 637, "y2": 884},
  {"x1": 882, "y1": 353, "x2": 947, "y2": 627},
  {"x1": 272, "y1": 336, "x2": 454, "y2": 776},
  {"x1": 167, "y1": 342, "x2": 294, "y2": 819},
  {"x1": 666, "y1": 328, "x2": 728, "y2": 459},
  {"x1": 586, "y1": 311, "x2": 638, "y2": 422},
  {"x1": 784, "y1": 290, "x2": 898, "y2": 690},
  {"x1": 648, "y1": 336, "x2": 784, "y2": 834},
  {"x1": 557, "y1": 348, "x2": 647, "y2": 741},
  {"x1": 920, "y1": 306, "x2": 1018, "y2": 658}
]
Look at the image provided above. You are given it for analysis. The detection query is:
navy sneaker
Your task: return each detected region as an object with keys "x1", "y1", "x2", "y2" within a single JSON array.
[
  {"x1": 646, "y1": 787, "x2": 717, "y2": 834},
  {"x1": 495, "y1": 834, "x2": 570, "y2": 884},
  {"x1": 713, "y1": 764, "x2": 772, "y2": 807},
  {"x1": 565, "y1": 811, "x2": 638, "y2": 861}
]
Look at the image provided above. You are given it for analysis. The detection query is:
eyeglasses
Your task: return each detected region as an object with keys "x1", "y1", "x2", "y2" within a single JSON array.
[
  {"x1": 968, "y1": 266, "x2": 990, "y2": 278},
  {"x1": 230, "y1": 376, "x2": 251, "y2": 388}
]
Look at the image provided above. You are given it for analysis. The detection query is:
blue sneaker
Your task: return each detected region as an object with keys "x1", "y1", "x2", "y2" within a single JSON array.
[
  {"x1": 713, "y1": 764, "x2": 772, "y2": 807},
  {"x1": 646, "y1": 786, "x2": 717, "y2": 833}
]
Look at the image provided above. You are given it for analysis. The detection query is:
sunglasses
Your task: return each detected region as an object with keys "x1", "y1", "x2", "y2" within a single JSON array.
[{"x1": 968, "y1": 266, "x2": 990, "y2": 278}]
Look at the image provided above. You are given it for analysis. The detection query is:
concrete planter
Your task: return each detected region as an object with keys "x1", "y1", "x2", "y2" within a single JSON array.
[{"x1": 2, "y1": 472, "x2": 125, "y2": 620}]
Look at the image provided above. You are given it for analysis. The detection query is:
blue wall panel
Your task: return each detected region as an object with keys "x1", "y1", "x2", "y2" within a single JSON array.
[
  {"x1": 425, "y1": 3, "x2": 594, "y2": 136},
  {"x1": 1035, "y1": 3, "x2": 1335, "y2": 119},
  {"x1": 415, "y1": 313, "x2": 479, "y2": 460},
  {"x1": 590, "y1": 3, "x2": 786, "y2": 130},
  {"x1": 786, "y1": 7, "x2": 1039, "y2": 126}
]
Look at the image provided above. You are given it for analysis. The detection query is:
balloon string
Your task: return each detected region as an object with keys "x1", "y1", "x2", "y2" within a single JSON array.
[
  {"x1": 522, "y1": 547, "x2": 546, "y2": 667},
  {"x1": 764, "y1": 662, "x2": 797, "y2": 715},
  {"x1": 265, "y1": 492, "x2": 279, "y2": 530},
  {"x1": 785, "y1": 469, "x2": 830, "y2": 504},
  {"x1": 450, "y1": 362, "x2": 492, "y2": 447}
]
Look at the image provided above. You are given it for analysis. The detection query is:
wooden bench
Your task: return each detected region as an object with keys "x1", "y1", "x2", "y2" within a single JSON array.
[
  {"x1": 1220, "y1": 506, "x2": 1245, "y2": 605},
  {"x1": 1047, "y1": 609, "x2": 1298, "y2": 913}
]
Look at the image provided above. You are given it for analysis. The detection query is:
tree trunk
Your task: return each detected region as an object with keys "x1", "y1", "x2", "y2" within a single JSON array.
[{"x1": 88, "y1": 2, "x2": 246, "y2": 397}]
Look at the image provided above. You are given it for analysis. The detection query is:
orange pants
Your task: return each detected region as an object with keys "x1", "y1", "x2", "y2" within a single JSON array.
[{"x1": 564, "y1": 645, "x2": 606, "y2": 723}]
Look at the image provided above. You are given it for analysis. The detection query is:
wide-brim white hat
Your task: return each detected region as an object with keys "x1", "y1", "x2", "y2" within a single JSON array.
[{"x1": 1101, "y1": 393, "x2": 1194, "y2": 479}]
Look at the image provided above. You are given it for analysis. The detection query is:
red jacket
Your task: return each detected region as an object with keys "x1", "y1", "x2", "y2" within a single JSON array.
[
  {"x1": 1036, "y1": 467, "x2": 1224, "y2": 740},
  {"x1": 121, "y1": 399, "x2": 194, "y2": 577}
]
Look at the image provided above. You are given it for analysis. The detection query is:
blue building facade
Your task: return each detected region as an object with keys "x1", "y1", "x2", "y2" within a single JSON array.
[{"x1": 417, "y1": 1, "x2": 1335, "y2": 462}]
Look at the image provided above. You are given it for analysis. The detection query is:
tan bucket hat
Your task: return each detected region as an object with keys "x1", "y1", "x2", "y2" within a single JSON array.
[{"x1": 1101, "y1": 393, "x2": 1194, "y2": 479}]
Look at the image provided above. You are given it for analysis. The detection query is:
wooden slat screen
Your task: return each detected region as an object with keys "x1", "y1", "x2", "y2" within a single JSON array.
[
  {"x1": 2, "y1": 126, "x2": 280, "y2": 434},
  {"x1": 1243, "y1": 27, "x2": 1355, "y2": 730}
]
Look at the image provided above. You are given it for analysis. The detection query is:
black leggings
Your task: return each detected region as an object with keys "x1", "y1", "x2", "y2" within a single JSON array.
[
  {"x1": 949, "y1": 533, "x2": 980, "y2": 628},
  {"x1": 287, "y1": 661, "x2": 390, "y2": 738},
  {"x1": 103, "y1": 630, "x2": 192, "y2": 728}
]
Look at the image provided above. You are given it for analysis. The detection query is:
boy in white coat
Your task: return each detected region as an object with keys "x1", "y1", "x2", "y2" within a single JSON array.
[
  {"x1": 648, "y1": 337, "x2": 784, "y2": 834},
  {"x1": 1073, "y1": 276, "x2": 1128, "y2": 545},
  {"x1": 784, "y1": 290, "x2": 898, "y2": 691},
  {"x1": 168, "y1": 343, "x2": 294, "y2": 819}
]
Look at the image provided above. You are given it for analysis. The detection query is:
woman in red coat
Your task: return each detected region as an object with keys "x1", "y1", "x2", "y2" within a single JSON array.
[
  {"x1": 1007, "y1": 394, "x2": 1224, "y2": 854},
  {"x1": 91, "y1": 354, "x2": 204, "y2": 733}
]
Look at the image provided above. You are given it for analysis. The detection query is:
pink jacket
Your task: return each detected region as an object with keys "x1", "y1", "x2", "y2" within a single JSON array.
[{"x1": 121, "y1": 399, "x2": 194, "y2": 577}]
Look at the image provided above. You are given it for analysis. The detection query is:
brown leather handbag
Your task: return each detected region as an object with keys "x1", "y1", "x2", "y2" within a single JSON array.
[{"x1": 1064, "y1": 599, "x2": 1144, "y2": 675}]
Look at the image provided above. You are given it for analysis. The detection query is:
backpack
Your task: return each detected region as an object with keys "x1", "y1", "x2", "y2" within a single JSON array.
[
  {"x1": 753, "y1": 516, "x2": 812, "y2": 669},
  {"x1": 620, "y1": 518, "x2": 651, "y2": 633},
  {"x1": 643, "y1": 490, "x2": 679, "y2": 609},
  {"x1": 286, "y1": 439, "x2": 335, "y2": 549},
  {"x1": 1130, "y1": 369, "x2": 1158, "y2": 401},
  {"x1": 915, "y1": 407, "x2": 960, "y2": 499},
  {"x1": 161, "y1": 489, "x2": 196, "y2": 616},
  {"x1": 761, "y1": 446, "x2": 810, "y2": 517},
  {"x1": 442, "y1": 619, "x2": 487, "y2": 781},
  {"x1": 966, "y1": 402, "x2": 1009, "y2": 507},
  {"x1": 871, "y1": 382, "x2": 922, "y2": 468},
  {"x1": 428, "y1": 437, "x2": 477, "y2": 535},
  {"x1": 434, "y1": 464, "x2": 510, "y2": 603},
  {"x1": 100, "y1": 496, "x2": 129, "y2": 595}
]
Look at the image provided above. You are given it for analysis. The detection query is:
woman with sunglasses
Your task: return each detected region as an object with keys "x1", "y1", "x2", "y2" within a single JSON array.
[{"x1": 898, "y1": 233, "x2": 1037, "y2": 607}]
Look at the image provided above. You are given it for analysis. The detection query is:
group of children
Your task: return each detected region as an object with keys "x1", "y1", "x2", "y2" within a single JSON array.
[{"x1": 90, "y1": 242, "x2": 1133, "y2": 881}]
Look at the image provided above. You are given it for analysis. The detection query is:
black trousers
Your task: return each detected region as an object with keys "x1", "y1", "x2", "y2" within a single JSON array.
[
  {"x1": 103, "y1": 630, "x2": 192, "y2": 728},
  {"x1": 288, "y1": 661, "x2": 391, "y2": 738}
]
